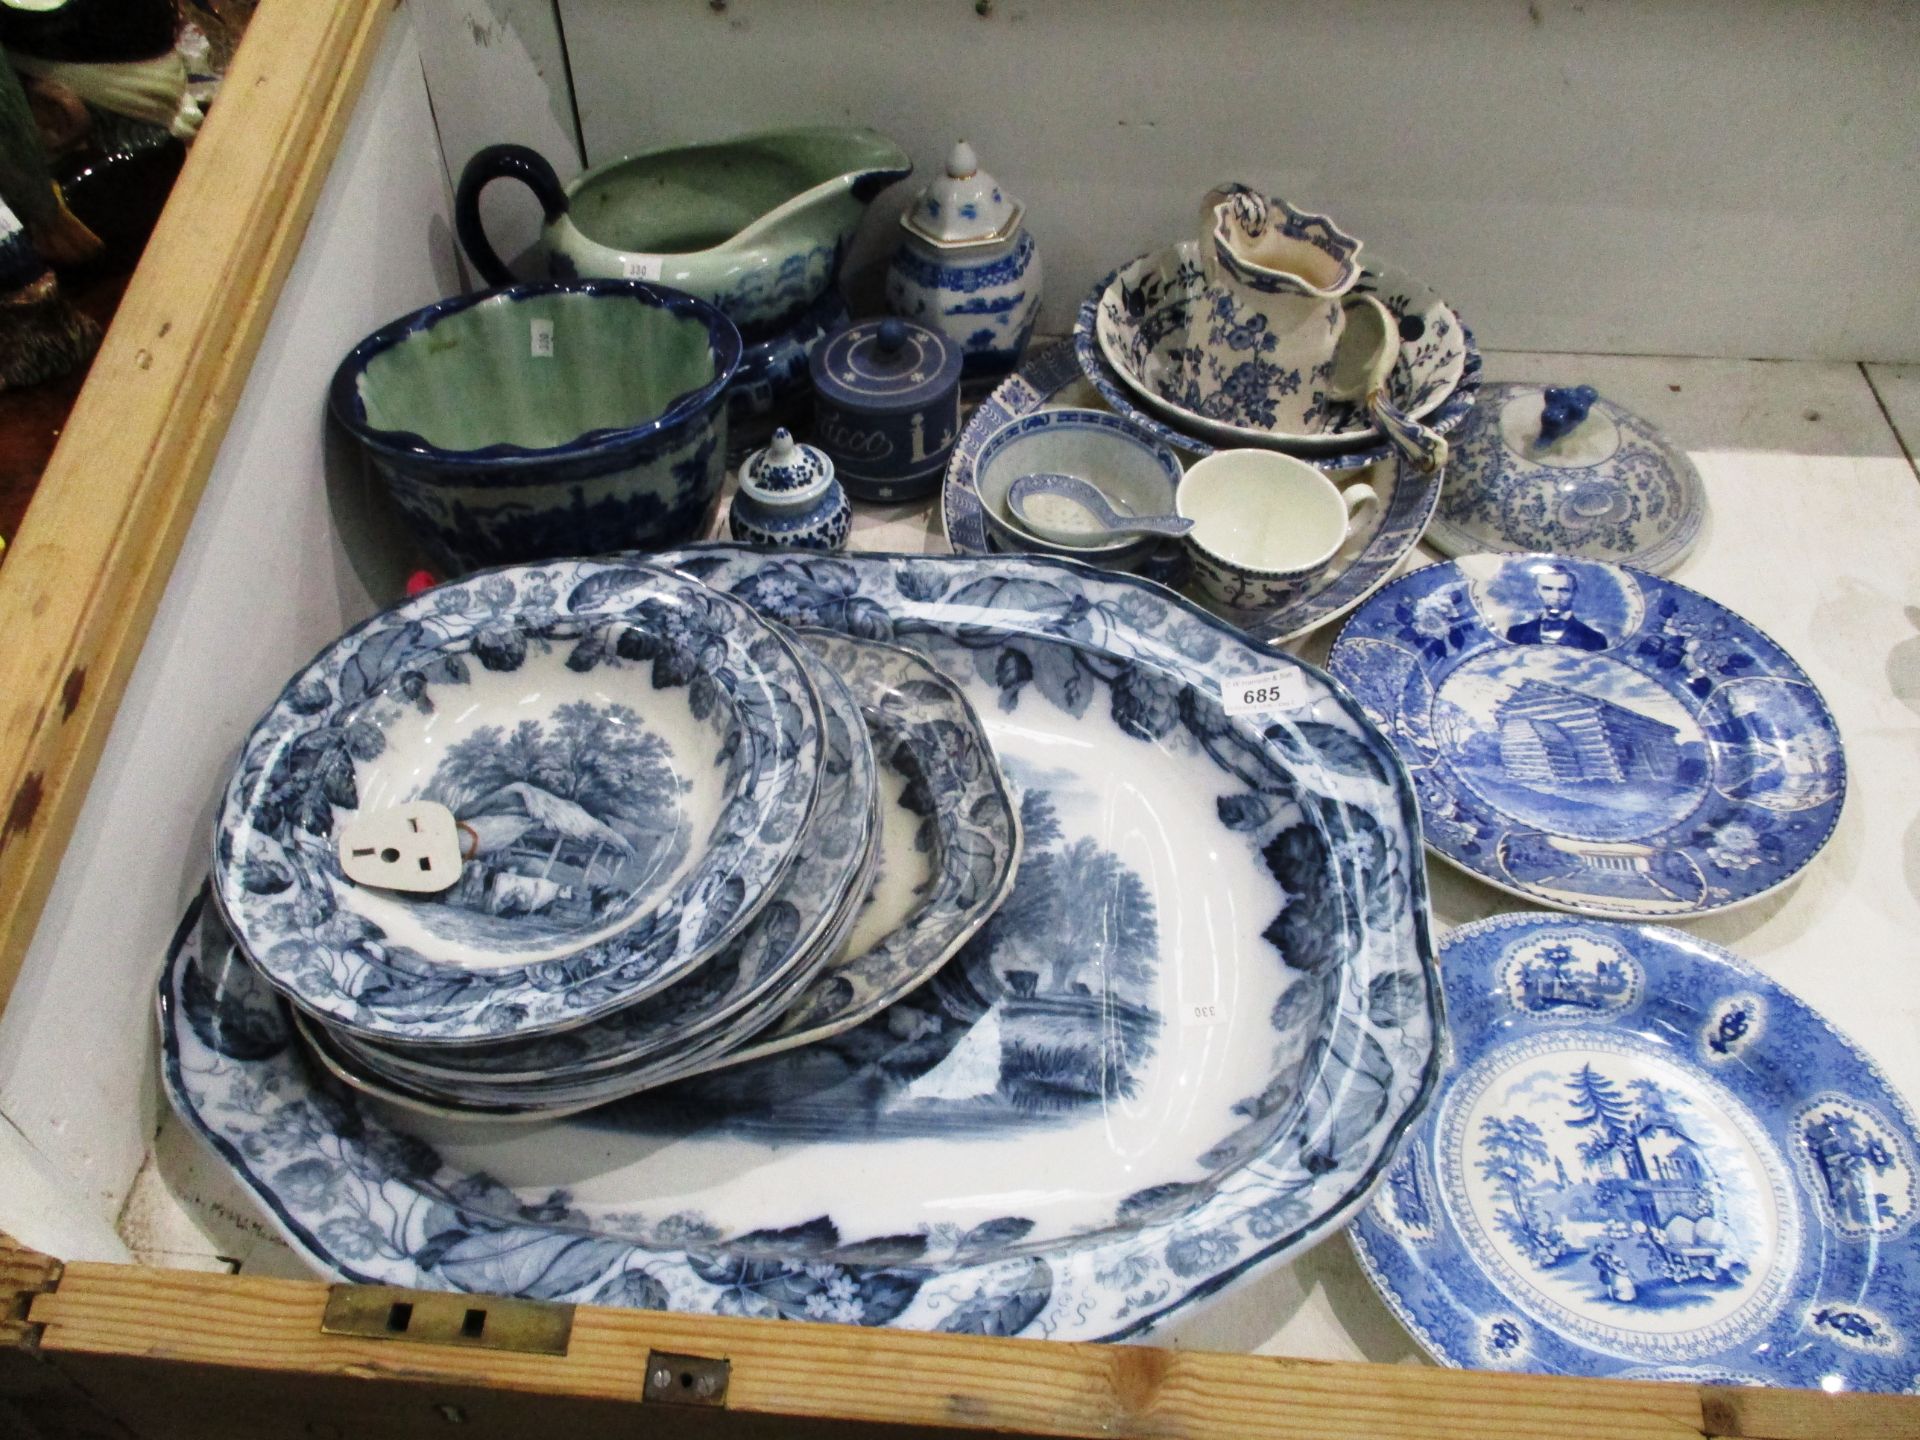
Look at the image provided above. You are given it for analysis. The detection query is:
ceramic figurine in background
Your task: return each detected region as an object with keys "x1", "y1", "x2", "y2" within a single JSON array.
[
  {"x1": 885, "y1": 140, "x2": 1040, "y2": 384},
  {"x1": 728, "y1": 428, "x2": 851, "y2": 551},
  {"x1": 1, "y1": 0, "x2": 204, "y2": 142},
  {"x1": 0, "y1": 62, "x2": 98, "y2": 390},
  {"x1": 808, "y1": 316, "x2": 963, "y2": 503}
]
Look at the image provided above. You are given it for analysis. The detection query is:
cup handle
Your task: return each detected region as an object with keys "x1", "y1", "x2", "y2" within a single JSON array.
[
  {"x1": 1340, "y1": 479, "x2": 1382, "y2": 538},
  {"x1": 455, "y1": 144, "x2": 568, "y2": 289}
]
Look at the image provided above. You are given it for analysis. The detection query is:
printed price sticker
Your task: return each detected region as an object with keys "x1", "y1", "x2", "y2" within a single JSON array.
[
  {"x1": 1219, "y1": 668, "x2": 1306, "y2": 717},
  {"x1": 620, "y1": 254, "x2": 665, "y2": 281},
  {"x1": 530, "y1": 319, "x2": 555, "y2": 358}
]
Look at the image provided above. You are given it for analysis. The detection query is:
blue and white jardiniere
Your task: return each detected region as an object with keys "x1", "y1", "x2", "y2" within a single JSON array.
[
  {"x1": 317, "y1": 641, "x2": 878, "y2": 1091},
  {"x1": 1327, "y1": 553, "x2": 1846, "y2": 919},
  {"x1": 165, "y1": 547, "x2": 1439, "y2": 1341},
  {"x1": 945, "y1": 341, "x2": 1463, "y2": 642},
  {"x1": 728, "y1": 429, "x2": 852, "y2": 551},
  {"x1": 213, "y1": 560, "x2": 825, "y2": 1044},
  {"x1": 885, "y1": 141, "x2": 1041, "y2": 384},
  {"x1": 329, "y1": 281, "x2": 740, "y2": 573},
  {"x1": 1352, "y1": 913, "x2": 1920, "y2": 1392},
  {"x1": 1088, "y1": 244, "x2": 1470, "y2": 457},
  {"x1": 1429, "y1": 382, "x2": 1707, "y2": 575}
]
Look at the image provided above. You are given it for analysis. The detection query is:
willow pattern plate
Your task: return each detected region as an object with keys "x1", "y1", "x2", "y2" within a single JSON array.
[
  {"x1": 163, "y1": 548, "x2": 1438, "y2": 1341},
  {"x1": 1351, "y1": 913, "x2": 1920, "y2": 1391},
  {"x1": 213, "y1": 560, "x2": 824, "y2": 1043}
]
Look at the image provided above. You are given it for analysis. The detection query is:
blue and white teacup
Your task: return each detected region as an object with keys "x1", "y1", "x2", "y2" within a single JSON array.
[
  {"x1": 1189, "y1": 185, "x2": 1373, "y2": 435},
  {"x1": 1177, "y1": 448, "x2": 1380, "y2": 611}
]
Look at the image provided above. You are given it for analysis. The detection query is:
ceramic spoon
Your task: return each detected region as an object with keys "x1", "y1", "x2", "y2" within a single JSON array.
[
  {"x1": 1006, "y1": 473, "x2": 1194, "y2": 546},
  {"x1": 1330, "y1": 295, "x2": 1449, "y2": 474}
]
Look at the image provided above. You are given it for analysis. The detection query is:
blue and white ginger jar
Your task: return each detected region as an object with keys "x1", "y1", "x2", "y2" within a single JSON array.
[
  {"x1": 885, "y1": 140, "x2": 1041, "y2": 384},
  {"x1": 728, "y1": 428, "x2": 851, "y2": 551}
]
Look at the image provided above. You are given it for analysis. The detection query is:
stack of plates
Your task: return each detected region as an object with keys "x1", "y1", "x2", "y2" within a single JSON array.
[
  {"x1": 164, "y1": 547, "x2": 1443, "y2": 1339},
  {"x1": 209, "y1": 558, "x2": 1021, "y2": 1119}
]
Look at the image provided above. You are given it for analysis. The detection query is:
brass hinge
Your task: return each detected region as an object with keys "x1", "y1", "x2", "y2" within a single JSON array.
[
  {"x1": 643, "y1": 1349, "x2": 730, "y2": 1407},
  {"x1": 320, "y1": 1284, "x2": 572, "y2": 1356}
]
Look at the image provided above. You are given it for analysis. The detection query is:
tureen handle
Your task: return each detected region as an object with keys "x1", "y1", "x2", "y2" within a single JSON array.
[{"x1": 1537, "y1": 385, "x2": 1600, "y2": 446}]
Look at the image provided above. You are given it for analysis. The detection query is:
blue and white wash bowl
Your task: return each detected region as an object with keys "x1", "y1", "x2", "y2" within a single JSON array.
[
  {"x1": 885, "y1": 141, "x2": 1041, "y2": 384},
  {"x1": 728, "y1": 428, "x2": 852, "y2": 551},
  {"x1": 1352, "y1": 913, "x2": 1920, "y2": 1392},
  {"x1": 973, "y1": 408, "x2": 1183, "y2": 569},
  {"x1": 329, "y1": 280, "x2": 741, "y2": 573}
]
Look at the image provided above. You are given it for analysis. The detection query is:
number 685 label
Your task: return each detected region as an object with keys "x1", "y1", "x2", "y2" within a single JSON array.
[{"x1": 1220, "y1": 668, "x2": 1305, "y2": 717}]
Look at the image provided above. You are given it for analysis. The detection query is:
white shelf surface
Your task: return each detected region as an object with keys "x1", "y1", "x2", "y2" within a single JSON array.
[{"x1": 119, "y1": 348, "x2": 1920, "y2": 1364}]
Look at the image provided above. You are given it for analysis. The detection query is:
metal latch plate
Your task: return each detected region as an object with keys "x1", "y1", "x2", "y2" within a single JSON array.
[
  {"x1": 321, "y1": 1284, "x2": 572, "y2": 1356},
  {"x1": 644, "y1": 1349, "x2": 730, "y2": 1406}
]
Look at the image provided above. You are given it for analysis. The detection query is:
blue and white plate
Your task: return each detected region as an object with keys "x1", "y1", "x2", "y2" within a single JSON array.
[
  {"x1": 1327, "y1": 553, "x2": 1845, "y2": 918},
  {"x1": 164, "y1": 548, "x2": 1439, "y2": 1341},
  {"x1": 1352, "y1": 913, "x2": 1920, "y2": 1391},
  {"x1": 945, "y1": 342, "x2": 1457, "y2": 644},
  {"x1": 317, "y1": 639, "x2": 879, "y2": 1090},
  {"x1": 1089, "y1": 244, "x2": 1469, "y2": 454},
  {"x1": 213, "y1": 560, "x2": 824, "y2": 1043}
]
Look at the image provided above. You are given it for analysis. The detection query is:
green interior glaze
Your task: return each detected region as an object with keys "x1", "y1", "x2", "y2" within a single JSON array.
[
  {"x1": 358, "y1": 292, "x2": 715, "y2": 452},
  {"x1": 570, "y1": 129, "x2": 907, "y2": 255}
]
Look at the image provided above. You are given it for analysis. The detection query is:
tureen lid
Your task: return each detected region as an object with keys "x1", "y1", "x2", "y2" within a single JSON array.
[
  {"x1": 900, "y1": 140, "x2": 1023, "y2": 249},
  {"x1": 809, "y1": 317, "x2": 963, "y2": 416},
  {"x1": 740, "y1": 428, "x2": 833, "y2": 504},
  {"x1": 1429, "y1": 382, "x2": 1707, "y2": 574}
]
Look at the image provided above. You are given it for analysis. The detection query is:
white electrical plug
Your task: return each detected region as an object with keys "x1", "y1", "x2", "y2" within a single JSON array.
[{"x1": 337, "y1": 801, "x2": 463, "y2": 894}]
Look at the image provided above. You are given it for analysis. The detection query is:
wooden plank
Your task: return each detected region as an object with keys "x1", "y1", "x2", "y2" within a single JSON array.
[
  {"x1": 18, "y1": 1263, "x2": 1917, "y2": 1440},
  {"x1": 0, "y1": 1234, "x2": 127, "y2": 1440},
  {"x1": 0, "y1": 0, "x2": 396, "y2": 1016}
]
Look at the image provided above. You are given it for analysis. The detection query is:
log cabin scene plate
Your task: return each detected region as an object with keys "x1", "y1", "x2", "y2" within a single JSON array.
[
  {"x1": 1350, "y1": 913, "x2": 1920, "y2": 1391},
  {"x1": 1326, "y1": 554, "x2": 1846, "y2": 919},
  {"x1": 161, "y1": 548, "x2": 1440, "y2": 1341}
]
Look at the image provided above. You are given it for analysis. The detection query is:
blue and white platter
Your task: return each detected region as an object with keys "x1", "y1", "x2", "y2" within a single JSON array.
[
  {"x1": 316, "y1": 635, "x2": 880, "y2": 1093},
  {"x1": 1327, "y1": 553, "x2": 1845, "y2": 919},
  {"x1": 943, "y1": 343, "x2": 1455, "y2": 644},
  {"x1": 1351, "y1": 913, "x2": 1920, "y2": 1392},
  {"x1": 164, "y1": 547, "x2": 1440, "y2": 1340}
]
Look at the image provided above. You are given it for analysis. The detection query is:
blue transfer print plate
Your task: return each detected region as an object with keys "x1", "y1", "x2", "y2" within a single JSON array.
[
  {"x1": 164, "y1": 549, "x2": 1439, "y2": 1341},
  {"x1": 315, "y1": 640, "x2": 879, "y2": 1093},
  {"x1": 1351, "y1": 913, "x2": 1920, "y2": 1391},
  {"x1": 1327, "y1": 554, "x2": 1845, "y2": 918},
  {"x1": 944, "y1": 341, "x2": 1460, "y2": 644},
  {"x1": 213, "y1": 560, "x2": 825, "y2": 1043}
]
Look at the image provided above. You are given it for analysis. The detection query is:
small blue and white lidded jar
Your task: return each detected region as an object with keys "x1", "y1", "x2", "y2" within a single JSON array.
[
  {"x1": 727, "y1": 428, "x2": 852, "y2": 551},
  {"x1": 808, "y1": 316, "x2": 963, "y2": 503},
  {"x1": 884, "y1": 140, "x2": 1042, "y2": 384}
]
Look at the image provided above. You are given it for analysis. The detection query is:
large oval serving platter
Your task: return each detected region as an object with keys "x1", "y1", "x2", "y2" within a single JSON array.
[
  {"x1": 944, "y1": 342, "x2": 1456, "y2": 645},
  {"x1": 1089, "y1": 243, "x2": 1468, "y2": 453},
  {"x1": 1326, "y1": 553, "x2": 1845, "y2": 919},
  {"x1": 320, "y1": 640, "x2": 881, "y2": 1092},
  {"x1": 1351, "y1": 913, "x2": 1920, "y2": 1391},
  {"x1": 214, "y1": 560, "x2": 825, "y2": 1043},
  {"x1": 164, "y1": 549, "x2": 1439, "y2": 1341}
]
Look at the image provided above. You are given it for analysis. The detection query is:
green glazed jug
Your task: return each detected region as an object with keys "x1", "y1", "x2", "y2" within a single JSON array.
[{"x1": 456, "y1": 127, "x2": 911, "y2": 339}]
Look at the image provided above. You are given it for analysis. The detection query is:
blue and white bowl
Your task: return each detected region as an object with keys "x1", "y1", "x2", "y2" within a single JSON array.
[
  {"x1": 213, "y1": 559, "x2": 825, "y2": 1044},
  {"x1": 973, "y1": 408, "x2": 1183, "y2": 569},
  {"x1": 329, "y1": 280, "x2": 741, "y2": 573}
]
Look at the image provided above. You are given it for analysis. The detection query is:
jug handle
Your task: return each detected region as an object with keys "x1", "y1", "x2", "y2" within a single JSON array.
[{"x1": 455, "y1": 144, "x2": 568, "y2": 288}]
